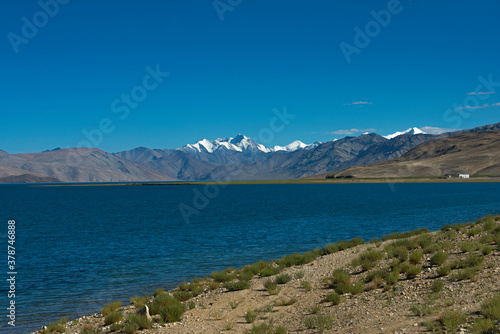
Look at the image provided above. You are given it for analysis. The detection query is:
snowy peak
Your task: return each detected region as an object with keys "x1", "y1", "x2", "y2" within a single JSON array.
[
  {"x1": 179, "y1": 135, "x2": 317, "y2": 154},
  {"x1": 273, "y1": 140, "x2": 319, "y2": 152},
  {"x1": 179, "y1": 135, "x2": 272, "y2": 154},
  {"x1": 384, "y1": 127, "x2": 426, "y2": 140}
]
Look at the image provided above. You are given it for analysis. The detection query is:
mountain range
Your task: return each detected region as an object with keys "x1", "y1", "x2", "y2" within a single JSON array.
[
  {"x1": 325, "y1": 130, "x2": 500, "y2": 178},
  {"x1": 1, "y1": 123, "x2": 499, "y2": 183}
]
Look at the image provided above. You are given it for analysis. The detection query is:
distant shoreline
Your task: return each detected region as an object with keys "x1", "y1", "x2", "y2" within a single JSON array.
[{"x1": 30, "y1": 176, "x2": 500, "y2": 187}]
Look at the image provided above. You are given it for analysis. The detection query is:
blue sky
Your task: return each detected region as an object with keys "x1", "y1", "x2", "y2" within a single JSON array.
[{"x1": 1, "y1": 0, "x2": 500, "y2": 153}]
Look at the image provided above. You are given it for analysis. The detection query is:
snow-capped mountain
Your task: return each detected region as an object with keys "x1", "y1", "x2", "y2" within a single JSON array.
[
  {"x1": 179, "y1": 134, "x2": 272, "y2": 154},
  {"x1": 179, "y1": 135, "x2": 317, "y2": 154},
  {"x1": 384, "y1": 127, "x2": 427, "y2": 140},
  {"x1": 273, "y1": 140, "x2": 320, "y2": 152}
]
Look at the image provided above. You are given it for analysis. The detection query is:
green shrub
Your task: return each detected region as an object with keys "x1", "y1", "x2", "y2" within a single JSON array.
[
  {"x1": 398, "y1": 261, "x2": 410, "y2": 273},
  {"x1": 409, "y1": 250, "x2": 422, "y2": 264},
  {"x1": 451, "y1": 267, "x2": 478, "y2": 281},
  {"x1": 386, "y1": 272, "x2": 399, "y2": 285},
  {"x1": 323, "y1": 239, "x2": 358, "y2": 254},
  {"x1": 350, "y1": 281, "x2": 365, "y2": 295},
  {"x1": 481, "y1": 294, "x2": 500, "y2": 320},
  {"x1": 263, "y1": 279, "x2": 279, "y2": 295},
  {"x1": 325, "y1": 292, "x2": 341, "y2": 305},
  {"x1": 452, "y1": 222, "x2": 467, "y2": 231},
  {"x1": 244, "y1": 261, "x2": 268, "y2": 275},
  {"x1": 404, "y1": 265, "x2": 422, "y2": 279},
  {"x1": 245, "y1": 309, "x2": 258, "y2": 323},
  {"x1": 441, "y1": 241, "x2": 455, "y2": 251},
  {"x1": 295, "y1": 270, "x2": 305, "y2": 279},
  {"x1": 328, "y1": 269, "x2": 351, "y2": 294},
  {"x1": 101, "y1": 301, "x2": 122, "y2": 316},
  {"x1": 126, "y1": 314, "x2": 152, "y2": 330},
  {"x1": 148, "y1": 293, "x2": 185, "y2": 323},
  {"x1": 302, "y1": 251, "x2": 319, "y2": 264},
  {"x1": 309, "y1": 305, "x2": 321, "y2": 314},
  {"x1": 275, "y1": 273, "x2": 292, "y2": 284},
  {"x1": 471, "y1": 318, "x2": 494, "y2": 334},
  {"x1": 153, "y1": 288, "x2": 165, "y2": 297},
  {"x1": 260, "y1": 267, "x2": 279, "y2": 277},
  {"x1": 275, "y1": 325, "x2": 287, "y2": 334},
  {"x1": 173, "y1": 290, "x2": 192, "y2": 302},
  {"x1": 238, "y1": 270, "x2": 255, "y2": 282},
  {"x1": 109, "y1": 323, "x2": 122, "y2": 332},
  {"x1": 431, "y1": 280, "x2": 444, "y2": 293},
  {"x1": 480, "y1": 234, "x2": 494, "y2": 244},
  {"x1": 350, "y1": 237, "x2": 364, "y2": 246},
  {"x1": 410, "y1": 304, "x2": 436, "y2": 317},
  {"x1": 304, "y1": 315, "x2": 333, "y2": 332},
  {"x1": 122, "y1": 322, "x2": 139, "y2": 334},
  {"x1": 366, "y1": 269, "x2": 387, "y2": 282},
  {"x1": 159, "y1": 303, "x2": 185, "y2": 323},
  {"x1": 212, "y1": 271, "x2": 234, "y2": 282},
  {"x1": 463, "y1": 254, "x2": 484, "y2": 268},
  {"x1": 223, "y1": 280, "x2": 250, "y2": 291},
  {"x1": 483, "y1": 216, "x2": 496, "y2": 231},
  {"x1": 430, "y1": 251, "x2": 449, "y2": 266},
  {"x1": 245, "y1": 322, "x2": 274, "y2": 334},
  {"x1": 130, "y1": 295, "x2": 149, "y2": 309},
  {"x1": 323, "y1": 243, "x2": 340, "y2": 254},
  {"x1": 358, "y1": 249, "x2": 384, "y2": 271},
  {"x1": 494, "y1": 232, "x2": 500, "y2": 246},
  {"x1": 417, "y1": 234, "x2": 433, "y2": 248},
  {"x1": 189, "y1": 285, "x2": 204, "y2": 297},
  {"x1": 208, "y1": 280, "x2": 220, "y2": 290},
  {"x1": 459, "y1": 241, "x2": 475, "y2": 253},
  {"x1": 360, "y1": 260, "x2": 374, "y2": 271},
  {"x1": 391, "y1": 246, "x2": 408, "y2": 261},
  {"x1": 439, "y1": 310, "x2": 466, "y2": 333},
  {"x1": 41, "y1": 318, "x2": 67, "y2": 334},
  {"x1": 423, "y1": 244, "x2": 441, "y2": 254},
  {"x1": 301, "y1": 281, "x2": 312, "y2": 292},
  {"x1": 104, "y1": 311, "x2": 123, "y2": 325},
  {"x1": 360, "y1": 249, "x2": 384, "y2": 262},
  {"x1": 382, "y1": 228, "x2": 430, "y2": 241},
  {"x1": 468, "y1": 226, "x2": 483, "y2": 236},
  {"x1": 277, "y1": 253, "x2": 304, "y2": 267}
]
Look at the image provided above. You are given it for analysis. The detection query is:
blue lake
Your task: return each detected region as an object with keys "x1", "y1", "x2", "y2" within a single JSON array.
[{"x1": 0, "y1": 182, "x2": 499, "y2": 332}]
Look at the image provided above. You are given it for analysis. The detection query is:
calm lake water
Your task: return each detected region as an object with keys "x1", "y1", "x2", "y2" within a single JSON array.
[{"x1": 0, "y1": 182, "x2": 499, "y2": 332}]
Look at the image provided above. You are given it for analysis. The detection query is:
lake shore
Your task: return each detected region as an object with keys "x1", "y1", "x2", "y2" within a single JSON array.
[
  {"x1": 33, "y1": 176, "x2": 500, "y2": 187},
  {"x1": 34, "y1": 215, "x2": 500, "y2": 334}
]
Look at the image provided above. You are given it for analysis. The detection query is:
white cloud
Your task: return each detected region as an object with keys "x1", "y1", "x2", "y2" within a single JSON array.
[
  {"x1": 343, "y1": 101, "x2": 372, "y2": 106},
  {"x1": 455, "y1": 103, "x2": 500, "y2": 110},
  {"x1": 466, "y1": 91, "x2": 496, "y2": 95},
  {"x1": 326, "y1": 128, "x2": 376, "y2": 135},
  {"x1": 421, "y1": 126, "x2": 459, "y2": 135}
]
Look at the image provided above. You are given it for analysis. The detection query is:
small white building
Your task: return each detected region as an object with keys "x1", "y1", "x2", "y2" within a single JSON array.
[{"x1": 459, "y1": 174, "x2": 470, "y2": 179}]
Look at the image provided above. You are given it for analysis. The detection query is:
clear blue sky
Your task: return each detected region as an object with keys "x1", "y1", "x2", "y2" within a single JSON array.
[{"x1": 1, "y1": 0, "x2": 499, "y2": 153}]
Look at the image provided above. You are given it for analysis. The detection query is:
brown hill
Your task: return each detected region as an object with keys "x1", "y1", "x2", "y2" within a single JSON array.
[
  {"x1": 324, "y1": 130, "x2": 500, "y2": 178},
  {"x1": 0, "y1": 148, "x2": 176, "y2": 183}
]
